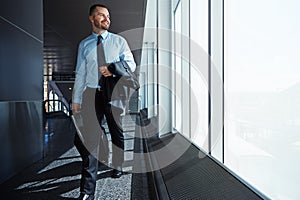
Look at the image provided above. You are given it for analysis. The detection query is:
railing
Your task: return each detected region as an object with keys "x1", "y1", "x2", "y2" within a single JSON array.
[
  {"x1": 44, "y1": 73, "x2": 75, "y2": 81},
  {"x1": 43, "y1": 99, "x2": 71, "y2": 117},
  {"x1": 43, "y1": 80, "x2": 72, "y2": 117}
]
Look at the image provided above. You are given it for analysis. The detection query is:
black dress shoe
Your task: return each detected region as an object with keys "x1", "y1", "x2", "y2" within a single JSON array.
[
  {"x1": 78, "y1": 193, "x2": 95, "y2": 200},
  {"x1": 111, "y1": 166, "x2": 122, "y2": 178}
]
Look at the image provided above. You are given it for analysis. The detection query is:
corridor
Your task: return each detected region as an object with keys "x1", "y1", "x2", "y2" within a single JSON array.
[{"x1": 0, "y1": 114, "x2": 145, "y2": 200}]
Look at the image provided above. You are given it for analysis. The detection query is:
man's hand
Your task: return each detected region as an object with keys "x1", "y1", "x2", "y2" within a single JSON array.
[
  {"x1": 72, "y1": 103, "x2": 81, "y2": 114},
  {"x1": 99, "y1": 66, "x2": 112, "y2": 77}
]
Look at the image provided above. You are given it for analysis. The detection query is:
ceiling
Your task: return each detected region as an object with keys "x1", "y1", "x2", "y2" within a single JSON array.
[{"x1": 43, "y1": 0, "x2": 147, "y2": 79}]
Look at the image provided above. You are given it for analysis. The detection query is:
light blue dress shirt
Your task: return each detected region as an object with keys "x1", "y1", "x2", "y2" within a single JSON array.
[{"x1": 72, "y1": 31, "x2": 136, "y2": 104}]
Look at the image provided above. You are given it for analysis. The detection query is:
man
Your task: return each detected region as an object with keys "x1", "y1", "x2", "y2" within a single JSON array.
[{"x1": 72, "y1": 4, "x2": 136, "y2": 200}]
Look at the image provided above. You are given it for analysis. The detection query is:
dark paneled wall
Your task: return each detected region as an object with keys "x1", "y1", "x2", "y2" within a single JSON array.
[
  {"x1": 0, "y1": 0, "x2": 44, "y2": 183},
  {"x1": 0, "y1": 102, "x2": 43, "y2": 183},
  {"x1": 0, "y1": 0, "x2": 43, "y2": 101}
]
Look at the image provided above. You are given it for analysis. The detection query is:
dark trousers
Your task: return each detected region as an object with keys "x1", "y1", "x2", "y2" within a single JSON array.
[
  {"x1": 73, "y1": 87, "x2": 124, "y2": 195},
  {"x1": 95, "y1": 89, "x2": 124, "y2": 167},
  {"x1": 73, "y1": 87, "x2": 102, "y2": 195}
]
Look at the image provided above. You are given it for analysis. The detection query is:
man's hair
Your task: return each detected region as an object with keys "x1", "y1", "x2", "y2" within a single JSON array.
[{"x1": 89, "y1": 4, "x2": 109, "y2": 16}]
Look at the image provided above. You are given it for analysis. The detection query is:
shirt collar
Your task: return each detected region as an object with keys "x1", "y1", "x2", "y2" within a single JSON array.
[{"x1": 92, "y1": 30, "x2": 109, "y2": 41}]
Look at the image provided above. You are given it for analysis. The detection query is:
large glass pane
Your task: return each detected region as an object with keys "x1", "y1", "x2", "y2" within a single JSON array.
[
  {"x1": 190, "y1": 0, "x2": 209, "y2": 152},
  {"x1": 210, "y1": 0, "x2": 224, "y2": 161},
  {"x1": 181, "y1": 0, "x2": 191, "y2": 138},
  {"x1": 225, "y1": 0, "x2": 300, "y2": 199},
  {"x1": 140, "y1": 0, "x2": 157, "y2": 116},
  {"x1": 173, "y1": 1, "x2": 182, "y2": 133}
]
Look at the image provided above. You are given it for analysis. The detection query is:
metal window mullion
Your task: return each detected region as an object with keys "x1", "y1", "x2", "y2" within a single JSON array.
[{"x1": 208, "y1": 0, "x2": 212, "y2": 155}]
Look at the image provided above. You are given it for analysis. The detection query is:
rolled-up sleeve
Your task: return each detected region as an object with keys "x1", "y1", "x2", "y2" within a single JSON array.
[
  {"x1": 72, "y1": 42, "x2": 86, "y2": 104},
  {"x1": 119, "y1": 38, "x2": 136, "y2": 72}
]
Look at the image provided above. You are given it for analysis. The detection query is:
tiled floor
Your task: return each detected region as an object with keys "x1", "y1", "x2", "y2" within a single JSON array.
[{"x1": 1, "y1": 114, "x2": 138, "y2": 200}]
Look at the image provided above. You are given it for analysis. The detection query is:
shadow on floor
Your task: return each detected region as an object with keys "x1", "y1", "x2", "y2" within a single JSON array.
[
  {"x1": 1, "y1": 161, "x2": 113, "y2": 199},
  {"x1": 0, "y1": 115, "x2": 135, "y2": 200}
]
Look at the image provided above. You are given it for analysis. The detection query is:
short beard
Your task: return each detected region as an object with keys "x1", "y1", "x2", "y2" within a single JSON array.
[{"x1": 94, "y1": 20, "x2": 109, "y2": 30}]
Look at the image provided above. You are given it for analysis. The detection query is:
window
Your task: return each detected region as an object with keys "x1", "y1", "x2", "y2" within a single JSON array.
[
  {"x1": 173, "y1": 1, "x2": 183, "y2": 133},
  {"x1": 190, "y1": 0, "x2": 209, "y2": 152},
  {"x1": 225, "y1": 0, "x2": 300, "y2": 198}
]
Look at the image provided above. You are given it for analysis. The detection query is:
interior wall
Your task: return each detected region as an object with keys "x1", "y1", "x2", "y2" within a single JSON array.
[{"x1": 0, "y1": 0, "x2": 44, "y2": 183}]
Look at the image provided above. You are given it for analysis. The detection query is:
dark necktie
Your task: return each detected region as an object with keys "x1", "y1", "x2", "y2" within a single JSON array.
[
  {"x1": 97, "y1": 34, "x2": 103, "y2": 45},
  {"x1": 97, "y1": 35, "x2": 106, "y2": 81}
]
